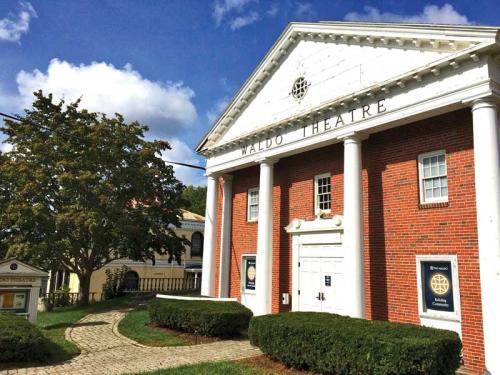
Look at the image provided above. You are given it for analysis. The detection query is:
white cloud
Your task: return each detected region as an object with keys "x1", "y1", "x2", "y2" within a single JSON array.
[
  {"x1": 213, "y1": 0, "x2": 255, "y2": 26},
  {"x1": 206, "y1": 97, "x2": 230, "y2": 124},
  {"x1": 15, "y1": 59, "x2": 197, "y2": 137},
  {"x1": 266, "y1": 3, "x2": 279, "y2": 17},
  {"x1": 213, "y1": 0, "x2": 263, "y2": 30},
  {"x1": 230, "y1": 11, "x2": 259, "y2": 30},
  {"x1": 344, "y1": 4, "x2": 471, "y2": 25},
  {"x1": 294, "y1": 2, "x2": 316, "y2": 20},
  {"x1": 162, "y1": 138, "x2": 205, "y2": 186},
  {"x1": 212, "y1": 0, "x2": 280, "y2": 30},
  {"x1": 0, "y1": 1, "x2": 37, "y2": 42},
  {"x1": 0, "y1": 59, "x2": 201, "y2": 185}
]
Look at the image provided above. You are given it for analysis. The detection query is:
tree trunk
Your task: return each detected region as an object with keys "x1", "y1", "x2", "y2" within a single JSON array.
[{"x1": 77, "y1": 272, "x2": 92, "y2": 306}]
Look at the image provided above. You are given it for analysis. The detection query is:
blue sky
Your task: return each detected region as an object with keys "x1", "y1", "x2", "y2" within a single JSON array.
[{"x1": 0, "y1": 1, "x2": 498, "y2": 185}]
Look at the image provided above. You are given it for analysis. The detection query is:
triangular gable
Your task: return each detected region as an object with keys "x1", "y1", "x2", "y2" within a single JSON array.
[
  {"x1": 0, "y1": 258, "x2": 48, "y2": 276},
  {"x1": 197, "y1": 22, "x2": 498, "y2": 154},
  {"x1": 219, "y1": 39, "x2": 452, "y2": 144}
]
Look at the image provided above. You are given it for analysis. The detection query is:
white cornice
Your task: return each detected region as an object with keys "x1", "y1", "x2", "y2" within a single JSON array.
[{"x1": 205, "y1": 78, "x2": 492, "y2": 174}]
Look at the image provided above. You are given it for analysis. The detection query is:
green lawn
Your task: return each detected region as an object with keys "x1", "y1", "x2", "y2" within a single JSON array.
[
  {"x1": 130, "y1": 361, "x2": 267, "y2": 375},
  {"x1": 118, "y1": 309, "x2": 185, "y2": 347},
  {"x1": 38, "y1": 305, "x2": 87, "y2": 361}
]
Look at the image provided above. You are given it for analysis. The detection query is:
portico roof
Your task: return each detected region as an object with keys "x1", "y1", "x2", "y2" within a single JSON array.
[{"x1": 196, "y1": 21, "x2": 500, "y2": 157}]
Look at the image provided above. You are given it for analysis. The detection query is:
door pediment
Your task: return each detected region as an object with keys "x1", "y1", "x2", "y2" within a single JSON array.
[{"x1": 285, "y1": 216, "x2": 343, "y2": 233}]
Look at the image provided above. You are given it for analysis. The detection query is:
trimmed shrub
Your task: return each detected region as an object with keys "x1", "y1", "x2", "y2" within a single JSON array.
[
  {"x1": 249, "y1": 312, "x2": 462, "y2": 375},
  {"x1": 148, "y1": 298, "x2": 252, "y2": 337},
  {"x1": 0, "y1": 313, "x2": 51, "y2": 362}
]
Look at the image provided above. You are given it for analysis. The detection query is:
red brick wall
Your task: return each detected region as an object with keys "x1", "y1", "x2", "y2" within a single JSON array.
[
  {"x1": 226, "y1": 166, "x2": 260, "y2": 300},
  {"x1": 361, "y1": 109, "x2": 483, "y2": 373},
  {"x1": 218, "y1": 109, "x2": 484, "y2": 373}
]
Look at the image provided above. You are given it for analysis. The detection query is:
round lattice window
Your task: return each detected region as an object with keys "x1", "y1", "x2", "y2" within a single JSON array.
[
  {"x1": 291, "y1": 77, "x2": 309, "y2": 100},
  {"x1": 430, "y1": 273, "x2": 450, "y2": 295}
]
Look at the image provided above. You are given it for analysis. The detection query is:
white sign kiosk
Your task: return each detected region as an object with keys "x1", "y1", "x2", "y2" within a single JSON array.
[{"x1": 0, "y1": 258, "x2": 48, "y2": 324}]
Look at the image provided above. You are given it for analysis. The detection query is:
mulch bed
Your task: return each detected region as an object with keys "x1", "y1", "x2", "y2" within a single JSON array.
[
  {"x1": 238, "y1": 355, "x2": 317, "y2": 374},
  {"x1": 148, "y1": 323, "x2": 221, "y2": 345}
]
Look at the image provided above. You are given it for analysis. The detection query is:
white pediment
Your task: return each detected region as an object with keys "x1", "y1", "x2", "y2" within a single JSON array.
[
  {"x1": 0, "y1": 258, "x2": 48, "y2": 277},
  {"x1": 219, "y1": 39, "x2": 451, "y2": 144},
  {"x1": 198, "y1": 22, "x2": 498, "y2": 154}
]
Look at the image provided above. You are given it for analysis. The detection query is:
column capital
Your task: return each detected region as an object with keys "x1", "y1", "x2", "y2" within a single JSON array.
[
  {"x1": 220, "y1": 174, "x2": 233, "y2": 183},
  {"x1": 204, "y1": 171, "x2": 219, "y2": 179},
  {"x1": 471, "y1": 96, "x2": 498, "y2": 112},
  {"x1": 255, "y1": 156, "x2": 279, "y2": 166},
  {"x1": 338, "y1": 131, "x2": 369, "y2": 143}
]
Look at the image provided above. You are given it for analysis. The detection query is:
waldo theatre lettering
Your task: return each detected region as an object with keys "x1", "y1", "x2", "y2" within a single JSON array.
[
  {"x1": 422, "y1": 261, "x2": 454, "y2": 313},
  {"x1": 241, "y1": 99, "x2": 387, "y2": 156}
]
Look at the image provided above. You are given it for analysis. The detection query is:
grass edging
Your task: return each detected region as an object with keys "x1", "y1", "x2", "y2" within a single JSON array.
[
  {"x1": 127, "y1": 360, "x2": 267, "y2": 375},
  {"x1": 118, "y1": 309, "x2": 185, "y2": 347}
]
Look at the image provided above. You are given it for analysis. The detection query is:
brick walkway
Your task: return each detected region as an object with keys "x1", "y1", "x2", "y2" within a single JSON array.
[{"x1": 1, "y1": 310, "x2": 262, "y2": 375}]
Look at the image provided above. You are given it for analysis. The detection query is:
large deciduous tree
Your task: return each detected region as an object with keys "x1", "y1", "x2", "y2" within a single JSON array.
[
  {"x1": 0, "y1": 91, "x2": 189, "y2": 305},
  {"x1": 181, "y1": 185, "x2": 207, "y2": 216}
]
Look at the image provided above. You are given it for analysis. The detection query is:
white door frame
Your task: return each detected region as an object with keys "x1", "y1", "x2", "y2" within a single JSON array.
[{"x1": 285, "y1": 216, "x2": 344, "y2": 312}]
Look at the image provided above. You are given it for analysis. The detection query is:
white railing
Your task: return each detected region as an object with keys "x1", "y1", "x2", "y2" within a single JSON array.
[{"x1": 155, "y1": 294, "x2": 237, "y2": 302}]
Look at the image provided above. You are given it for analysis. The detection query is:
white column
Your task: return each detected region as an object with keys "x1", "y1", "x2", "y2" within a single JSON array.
[
  {"x1": 342, "y1": 133, "x2": 365, "y2": 319},
  {"x1": 201, "y1": 173, "x2": 218, "y2": 296},
  {"x1": 218, "y1": 175, "x2": 233, "y2": 298},
  {"x1": 46, "y1": 270, "x2": 52, "y2": 293},
  {"x1": 471, "y1": 98, "x2": 500, "y2": 375},
  {"x1": 255, "y1": 158, "x2": 276, "y2": 316}
]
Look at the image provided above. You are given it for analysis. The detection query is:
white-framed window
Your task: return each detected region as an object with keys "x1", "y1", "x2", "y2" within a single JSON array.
[
  {"x1": 247, "y1": 188, "x2": 259, "y2": 222},
  {"x1": 418, "y1": 150, "x2": 448, "y2": 204},
  {"x1": 241, "y1": 254, "x2": 256, "y2": 293},
  {"x1": 314, "y1": 173, "x2": 331, "y2": 214},
  {"x1": 416, "y1": 255, "x2": 461, "y2": 322}
]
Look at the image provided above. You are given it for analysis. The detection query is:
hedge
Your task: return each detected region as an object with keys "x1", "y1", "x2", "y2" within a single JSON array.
[
  {"x1": 0, "y1": 313, "x2": 51, "y2": 362},
  {"x1": 249, "y1": 312, "x2": 462, "y2": 375},
  {"x1": 148, "y1": 298, "x2": 253, "y2": 337}
]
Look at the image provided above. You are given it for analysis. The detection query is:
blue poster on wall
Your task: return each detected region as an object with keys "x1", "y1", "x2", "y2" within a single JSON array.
[
  {"x1": 422, "y1": 261, "x2": 454, "y2": 313},
  {"x1": 245, "y1": 258, "x2": 256, "y2": 290}
]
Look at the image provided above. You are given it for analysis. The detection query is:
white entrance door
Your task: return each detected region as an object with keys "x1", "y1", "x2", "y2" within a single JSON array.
[
  {"x1": 298, "y1": 256, "x2": 345, "y2": 314},
  {"x1": 298, "y1": 258, "x2": 322, "y2": 312}
]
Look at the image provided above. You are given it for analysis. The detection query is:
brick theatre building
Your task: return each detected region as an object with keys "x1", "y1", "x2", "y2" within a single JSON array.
[{"x1": 196, "y1": 22, "x2": 500, "y2": 374}]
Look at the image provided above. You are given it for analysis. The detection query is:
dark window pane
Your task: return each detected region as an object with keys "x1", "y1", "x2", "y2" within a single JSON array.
[{"x1": 191, "y1": 232, "x2": 204, "y2": 257}]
